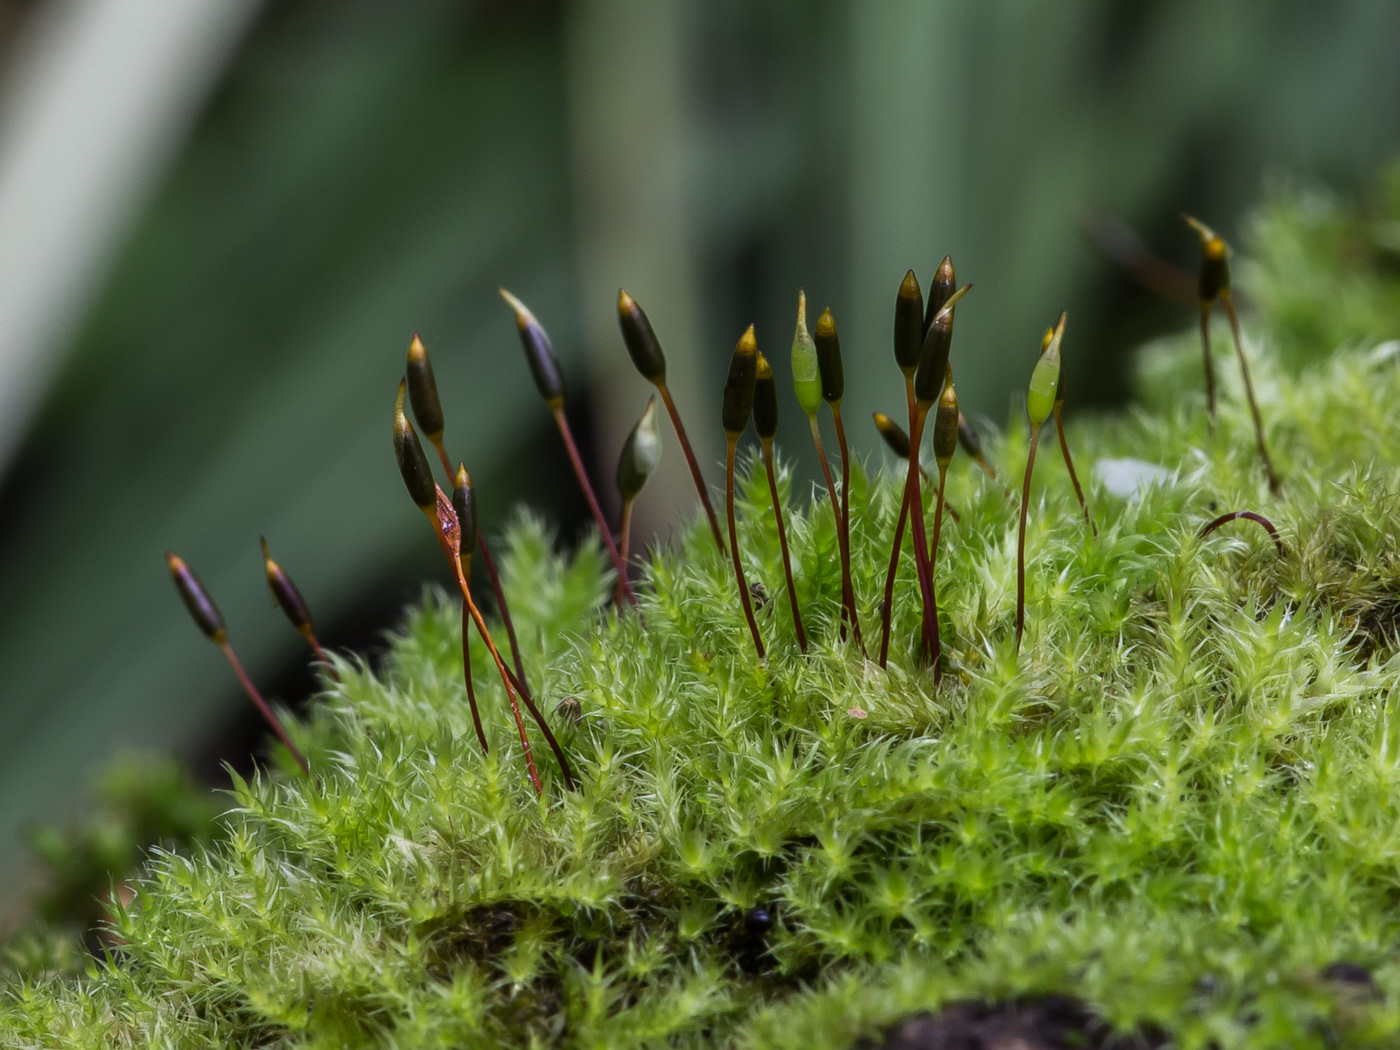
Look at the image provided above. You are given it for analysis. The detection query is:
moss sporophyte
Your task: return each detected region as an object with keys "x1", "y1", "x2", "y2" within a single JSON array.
[{"x1": 125, "y1": 190, "x2": 1400, "y2": 1046}]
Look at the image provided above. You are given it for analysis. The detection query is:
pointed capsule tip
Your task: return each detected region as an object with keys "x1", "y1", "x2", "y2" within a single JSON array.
[
  {"x1": 395, "y1": 378, "x2": 407, "y2": 416},
  {"x1": 408, "y1": 333, "x2": 426, "y2": 358},
  {"x1": 899, "y1": 269, "x2": 920, "y2": 299},
  {"x1": 755, "y1": 350, "x2": 773, "y2": 380},
  {"x1": 165, "y1": 551, "x2": 183, "y2": 571},
  {"x1": 739, "y1": 324, "x2": 757, "y2": 353},
  {"x1": 260, "y1": 536, "x2": 272, "y2": 563},
  {"x1": 618, "y1": 288, "x2": 635, "y2": 314},
  {"x1": 815, "y1": 307, "x2": 836, "y2": 338},
  {"x1": 936, "y1": 255, "x2": 953, "y2": 279},
  {"x1": 454, "y1": 462, "x2": 470, "y2": 490},
  {"x1": 497, "y1": 286, "x2": 534, "y2": 329}
]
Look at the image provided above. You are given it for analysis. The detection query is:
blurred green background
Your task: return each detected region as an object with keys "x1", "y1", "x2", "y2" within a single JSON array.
[{"x1": 0, "y1": 0, "x2": 1398, "y2": 903}]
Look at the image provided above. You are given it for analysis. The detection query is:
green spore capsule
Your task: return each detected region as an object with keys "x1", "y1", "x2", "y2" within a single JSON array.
[
  {"x1": 1184, "y1": 214, "x2": 1230, "y2": 301},
  {"x1": 790, "y1": 291, "x2": 821, "y2": 416},
  {"x1": 814, "y1": 307, "x2": 844, "y2": 404},
  {"x1": 893, "y1": 269, "x2": 924, "y2": 375},
  {"x1": 723, "y1": 326, "x2": 759, "y2": 436},
  {"x1": 617, "y1": 289, "x2": 667, "y2": 383},
  {"x1": 405, "y1": 333, "x2": 444, "y2": 442},
  {"x1": 452, "y1": 464, "x2": 478, "y2": 557},
  {"x1": 873, "y1": 411, "x2": 912, "y2": 459},
  {"x1": 923, "y1": 255, "x2": 955, "y2": 335},
  {"x1": 1027, "y1": 312, "x2": 1066, "y2": 426},
  {"x1": 261, "y1": 538, "x2": 312, "y2": 633},
  {"x1": 499, "y1": 287, "x2": 565, "y2": 407},
  {"x1": 914, "y1": 283, "x2": 971, "y2": 405},
  {"x1": 394, "y1": 380, "x2": 437, "y2": 512},
  {"x1": 617, "y1": 395, "x2": 662, "y2": 501},
  {"x1": 754, "y1": 352, "x2": 779, "y2": 441},
  {"x1": 166, "y1": 553, "x2": 227, "y2": 642}
]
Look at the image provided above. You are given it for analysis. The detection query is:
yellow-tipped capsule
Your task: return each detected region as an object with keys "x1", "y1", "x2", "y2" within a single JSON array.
[
  {"x1": 499, "y1": 287, "x2": 565, "y2": 407},
  {"x1": 617, "y1": 289, "x2": 667, "y2": 383},
  {"x1": 1038, "y1": 323, "x2": 1066, "y2": 403},
  {"x1": 617, "y1": 395, "x2": 662, "y2": 501},
  {"x1": 723, "y1": 326, "x2": 759, "y2": 436},
  {"x1": 166, "y1": 553, "x2": 226, "y2": 643},
  {"x1": 394, "y1": 380, "x2": 437, "y2": 512},
  {"x1": 873, "y1": 411, "x2": 913, "y2": 459},
  {"x1": 452, "y1": 465, "x2": 478, "y2": 557},
  {"x1": 1183, "y1": 214, "x2": 1229, "y2": 301},
  {"x1": 260, "y1": 538, "x2": 312, "y2": 634},
  {"x1": 893, "y1": 269, "x2": 924, "y2": 375},
  {"x1": 753, "y1": 353, "x2": 779, "y2": 442},
  {"x1": 1027, "y1": 312, "x2": 1066, "y2": 426},
  {"x1": 814, "y1": 308, "x2": 844, "y2": 405},
  {"x1": 790, "y1": 291, "x2": 821, "y2": 417},
  {"x1": 405, "y1": 334, "x2": 445, "y2": 443},
  {"x1": 933, "y1": 366, "x2": 959, "y2": 469},
  {"x1": 923, "y1": 255, "x2": 956, "y2": 335},
  {"x1": 914, "y1": 283, "x2": 971, "y2": 405}
]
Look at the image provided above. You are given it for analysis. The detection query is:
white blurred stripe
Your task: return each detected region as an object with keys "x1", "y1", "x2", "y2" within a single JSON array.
[{"x1": 0, "y1": 0, "x2": 263, "y2": 477}]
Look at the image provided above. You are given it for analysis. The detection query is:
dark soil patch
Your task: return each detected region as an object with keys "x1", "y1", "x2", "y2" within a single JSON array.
[{"x1": 871, "y1": 995, "x2": 1167, "y2": 1050}]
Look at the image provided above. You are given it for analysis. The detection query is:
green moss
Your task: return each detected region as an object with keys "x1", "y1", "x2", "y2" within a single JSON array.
[{"x1": 9, "y1": 182, "x2": 1400, "y2": 1047}]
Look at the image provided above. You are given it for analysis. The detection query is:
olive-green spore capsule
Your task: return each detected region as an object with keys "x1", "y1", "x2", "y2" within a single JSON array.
[
  {"x1": 394, "y1": 380, "x2": 437, "y2": 513},
  {"x1": 914, "y1": 283, "x2": 971, "y2": 405},
  {"x1": 814, "y1": 308, "x2": 844, "y2": 405},
  {"x1": 923, "y1": 255, "x2": 956, "y2": 335},
  {"x1": 790, "y1": 291, "x2": 821, "y2": 417},
  {"x1": 499, "y1": 287, "x2": 565, "y2": 407},
  {"x1": 452, "y1": 464, "x2": 478, "y2": 560},
  {"x1": 1027, "y1": 313, "x2": 1065, "y2": 427},
  {"x1": 260, "y1": 538, "x2": 312, "y2": 634},
  {"x1": 405, "y1": 333, "x2": 445, "y2": 443},
  {"x1": 753, "y1": 353, "x2": 779, "y2": 442},
  {"x1": 893, "y1": 269, "x2": 924, "y2": 375},
  {"x1": 723, "y1": 325, "x2": 759, "y2": 436},
  {"x1": 617, "y1": 289, "x2": 666, "y2": 383},
  {"x1": 166, "y1": 553, "x2": 226, "y2": 642},
  {"x1": 873, "y1": 411, "x2": 912, "y2": 459},
  {"x1": 617, "y1": 396, "x2": 662, "y2": 501}
]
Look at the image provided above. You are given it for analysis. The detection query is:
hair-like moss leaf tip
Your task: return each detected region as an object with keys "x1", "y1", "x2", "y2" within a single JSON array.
[
  {"x1": 499, "y1": 286, "x2": 565, "y2": 406},
  {"x1": 166, "y1": 552, "x2": 227, "y2": 643},
  {"x1": 260, "y1": 538, "x2": 312, "y2": 633},
  {"x1": 617, "y1": 289, "x2": 667, "y2": 383},
  {"x1": 405, "y1": 333, "x2": 445, "y2": 442},
  {"x1": 617, "y1": 395, "x2": 662, "y2": 500},
  {"x1": 394, "y1": 379, "x2": 438, "y2": 512}
]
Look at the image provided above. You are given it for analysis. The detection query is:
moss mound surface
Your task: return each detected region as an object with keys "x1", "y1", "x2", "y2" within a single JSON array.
[{"x1": 8, "y1": 185, "x2": 1400, "y2": 1048}]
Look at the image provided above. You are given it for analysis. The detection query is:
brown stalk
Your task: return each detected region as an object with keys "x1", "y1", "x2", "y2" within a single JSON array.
[
  {"x1": 725, "y1": 436, "x2": 765, "y2": 660},
  {"x1": 219, "y1": 642, "x2": 310, "y2": 776},
  {"x1": 1221, "y1": 291, "x2": 1280, "y2": 493},
  {"x1": 1199, "y1": 509, "x2": 1285, "y2": 557},
  {"x1": 760, "y1": 437, "x2": 806, "y2": 652},
  {"x1": 1015, "y1": 423, "x2": 1042, "y2": 652},
  {"x1": 809, "y1": 415, "x2": 862, "y2": 650},
  {"x1": 1054, "y1": 406, "x2": 1095, "y2": 535},
  {"x1": 429, "y1": 437, "x2": 533, "y2": 696},
  {"x1": 617, "y1": 497, "x2": 635, "y2": 608},
  {"x1": 552, "y1": 405, "x2": 638, "y2": 607},
  {"x1": 877, "y1": 373, "x2": 919, "y2": 668},
  {"x1": 430, "y1": 492, "x2": 542, "y2": 794},
  {"x1": 658, "y1": 381, "x2": 725, "y2": 553}
]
